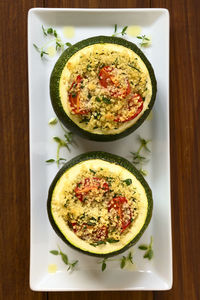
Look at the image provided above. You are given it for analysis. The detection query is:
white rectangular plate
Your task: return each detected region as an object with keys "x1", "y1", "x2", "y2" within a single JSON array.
[{"x1": 28, "y1": 8, "x2": 172, "y2": 291}]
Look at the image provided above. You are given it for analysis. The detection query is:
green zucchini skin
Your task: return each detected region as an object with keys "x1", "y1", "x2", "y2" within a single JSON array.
[
  {"x1": 50, "y1": 36, "x2": 157, "y2": 142},
  {"x1": 47, "y1": 151, "x2": 153, "y2": 258}
]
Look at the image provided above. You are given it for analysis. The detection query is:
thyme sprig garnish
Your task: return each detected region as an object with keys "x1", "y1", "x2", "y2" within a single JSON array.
[
  {"x1": 98, "y1": 251, "x2": 134, "y2": 272},
  {"x1": 137, "y1": 35, "x2": 151, "y2": 47},
  {"x1": 33, "y1": 43, "x2": 48, "y2": 58},
  {"x1": 112, "y1": 24, "x2": 128, "y2": 37},
  {"x1": 130, "y1": 136, "x2": 151, "y2": 176},
  {"x1": 53, "y1": 132, "x2": 73, "y2": 167},
  {"x1": 46, "y1": 132, "x2": 74, "y2": 167},
  {"x1": 130, "y1": 136, "x2": 151, "y2": 164},
  {"x1": 46, "y1": 117, "x2": 76, "y2": 167},
  {"x1": 50, "y1": 246, "x2": 78, "y2": 271},
  {"x1": 138, "y1": 236, "x2": 153, "y2": 260},
  {"x1": 33, "y1": 25, "x2": 72, "y2": 58}
]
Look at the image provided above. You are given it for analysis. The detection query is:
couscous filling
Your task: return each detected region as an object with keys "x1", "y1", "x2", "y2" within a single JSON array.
[
  {"x1": 56, "y1": 167, "x2": 139, "y2": 246},
  {"x1": 65, "y1": 46, "x2": 150, "y2": 132}
]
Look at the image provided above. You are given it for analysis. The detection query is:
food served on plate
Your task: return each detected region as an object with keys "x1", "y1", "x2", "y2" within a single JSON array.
[
  {"x1": 50, "y1": 36, "x2": 157, "y2": 141},
  {"x1": 47, "y1": 152, "x2": 153, "y2": 257}
]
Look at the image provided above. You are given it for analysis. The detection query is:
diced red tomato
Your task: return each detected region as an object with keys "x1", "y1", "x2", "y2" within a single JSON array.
[
  {"x1": 75, "y1": 177, "x2": 109, "y2": 202},
  {"x1": 68, "y1": 75, "x2": 90, "y2": 115},
  {"x1": 99, "y1": 66, "x2": 131, "y2": 99},
  {"x1": 69, "y1": 222, "x2": 78, "y2": 233},
  {"x1": 108, "y1": 196, "x2": 132, "y2": 233},
  {"x1": 69, "y1": 75, "x2": 82, "y2": 90},
  {"x1": 114, "y1": 93, "x2": 143, "y2": 123},
  {"x1": 99, "y1": 66, "x2": 114, "y2": 88}
]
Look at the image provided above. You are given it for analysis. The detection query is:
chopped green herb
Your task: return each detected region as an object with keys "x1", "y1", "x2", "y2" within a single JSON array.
[
  {"x1": 79, "y1": 116, "x2": 90, "y2": 123},
  {"x1": 89, "y1": 169, "x2": 96, "y2": 174},
  {"x1": 71, "y1": 92, "x2": 77, "y2": 98},
  {"x1": 87, "y1": 64, "x2": 91, "y2": 70},
  {"x1": 106, "y1": 238, "x2": 119, "y2": 243},
  {"x1": 48, "y1": 117, "x2": 58, "y2": 125},
  {"x1": 95, "y1": 96, "x2": 101, "y2": 102},
  {"x1": 90, "y1": 240, "x2": 106, "y2": 247},
  {"x1": 102, "y1": 96, "x2": 111, "y2": 104},
  {"x1": 128, "y1": 64, "x2": 141, "y2": 72},
  {"x1": 93, "y1": 112, "x2": 101, "y2": 119},
  {"x1": 123, "y1": 178, "x2": 132, "y2": 186},
  {"x1": 87, "y1": 222, "x2": 96, "y2": 226},
  {"x1": 66, "y1": 42, "x2": 72, "y2": 47}
]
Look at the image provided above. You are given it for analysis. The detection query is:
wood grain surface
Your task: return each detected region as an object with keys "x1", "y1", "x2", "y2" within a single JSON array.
[{"x1": 0, "y1": 0, "x2": 199, "y2": 299}]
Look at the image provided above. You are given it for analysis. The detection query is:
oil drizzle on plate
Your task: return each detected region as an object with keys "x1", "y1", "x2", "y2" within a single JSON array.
[
  {"x1": 63, "y1": 26, "x2": 75, "y2": 39},
  {"x1": 48, "y1": 264, "x2": 57, "y2": 273},
  {"x1": 47, "y1": 46, "x2": 56, "y2": 57},
  {"x1": 127, "y1": 26, "x2": 142, "y2": 37}
]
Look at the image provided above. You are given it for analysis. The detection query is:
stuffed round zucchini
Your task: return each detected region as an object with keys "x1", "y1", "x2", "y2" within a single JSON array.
[
  {"x1": 50, "y1": 36, "x2": 157, "y2": 141},
  {"x1": 47, "y1": 152, "x2": 153, "y2": 257}
]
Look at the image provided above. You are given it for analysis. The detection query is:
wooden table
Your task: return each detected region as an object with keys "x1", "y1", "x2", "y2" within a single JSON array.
[{"x1": 0, "y1": 0, "x2": 199, "y2": 299}]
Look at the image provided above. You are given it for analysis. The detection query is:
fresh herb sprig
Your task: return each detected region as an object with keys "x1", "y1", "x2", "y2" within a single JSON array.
[
  {"x1": 130, "y1": 136, "x2": 151, "y2": 165},
  {"x1": 33, "y1": 43, "x2": 48, "y2": 58},
  {"x1": 112, "y1": 24, "x2": 128, "y2": 37},
  {"x1": 138, "y1": 236, "x2": 153, "y2": 260},
  {"x1": 98, "y1": 251, "x2": 134, "y2": 272},
  {"x1": 46, "y1": 132, "x2": 74, "y2": 167},
  {"x1": 120, "y1": 252, "x2": 133, "y2": 269},
  {"x1": 137, "y1": 35, "x2": 151, "y2": 47},
  {"x1": 130, "y1": 136, "x2": 151, "y2": 176},
  {"x1": 50, "y1": 246, "x2": 78, "y2": 271},
  {"x1": 33, "y1": 25, "x2": 72, "y2": 58},
  {"x1": 46, "y1": 117, "x2": 76, "y2": 167},
  {"x1": 53, "y1": 132, "x2": 73, "y2": 167}
]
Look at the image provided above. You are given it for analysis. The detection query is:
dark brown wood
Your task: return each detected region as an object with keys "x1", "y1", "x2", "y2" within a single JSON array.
[
  {"x1": 48, "y1": 291, "x2": 153, "y2": 300},
  {"x1": 0, "y1": 0, "x2": 46, "y2": 300},
  {"x1": 0, "y1": 0, "x2": 199, "y2": 299},
  {"x1": 150, "y1": 1, "x2": 200, "y2": 299}
]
